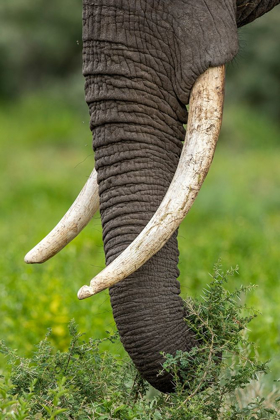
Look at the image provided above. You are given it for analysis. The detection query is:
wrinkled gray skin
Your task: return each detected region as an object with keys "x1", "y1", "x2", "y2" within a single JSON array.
[{"x1": 83, "y1": 0, "x2": 279, "y2": 393}]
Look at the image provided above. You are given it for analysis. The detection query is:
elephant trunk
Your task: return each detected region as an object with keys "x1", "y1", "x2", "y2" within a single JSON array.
[
  {"x1": 87, "y1": 66, "x2": 196, "y2": 394},
  {"x1": 83, "y1": 11, "x2": 196, "y2": 391},
  {"x1": 91, "y1": 95, "x2": 196, "y2": 392}
]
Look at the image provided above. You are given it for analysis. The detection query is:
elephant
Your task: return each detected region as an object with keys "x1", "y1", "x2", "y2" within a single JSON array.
[{"x1": 25, "y1": 0, "x2": 280, "y2": 393}]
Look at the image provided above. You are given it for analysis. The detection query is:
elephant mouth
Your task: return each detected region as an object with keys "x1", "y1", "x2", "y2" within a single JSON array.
[{"x1": 24, "y1": 65, "x2": 225, "y2": 299}]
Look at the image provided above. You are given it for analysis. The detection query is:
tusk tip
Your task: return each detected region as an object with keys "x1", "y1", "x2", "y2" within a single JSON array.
[
  {"x1": 24, "y1": 249, "x2": 44, "y2": 264},
  {"x1": 77, "y1": 285, "x2": 95, "y2": 300},
  {"x1": 24, "y1": 252, "x2": 36, "y2": 264}
]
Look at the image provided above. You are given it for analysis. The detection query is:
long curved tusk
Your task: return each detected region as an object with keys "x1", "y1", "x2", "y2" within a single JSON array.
[
  {"x1": 24, "y1": 169, "x2": 99, "y2": 264},
  {"x1": 78, "y1": 65, "x2": 225, "y2": 300}
]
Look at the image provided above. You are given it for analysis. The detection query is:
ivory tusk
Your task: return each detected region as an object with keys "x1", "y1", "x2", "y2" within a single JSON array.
[
  {"x1": 78, "y1": 65, "x2": 225, "y2": 300},
  {"x1": 24, "y1": 169, "x2": 99, "y2": 264}
]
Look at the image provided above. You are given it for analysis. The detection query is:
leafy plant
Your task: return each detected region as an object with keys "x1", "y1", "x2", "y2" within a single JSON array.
[
  {"x1": 159, "y1": 263, "x2": 280, "y2": 418},
  {"x1": 0, "y1": 265, "x2": 279, "y2": 419}
]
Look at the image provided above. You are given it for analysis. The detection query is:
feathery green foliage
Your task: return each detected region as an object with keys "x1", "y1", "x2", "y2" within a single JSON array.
[{"x1": 0, "y1": 265, "x2": 279, "y2": 419}]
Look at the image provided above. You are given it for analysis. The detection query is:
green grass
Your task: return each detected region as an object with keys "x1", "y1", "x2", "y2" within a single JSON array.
[{"x1": 0, "y1": 91, "x2": 279, "y2": 387}]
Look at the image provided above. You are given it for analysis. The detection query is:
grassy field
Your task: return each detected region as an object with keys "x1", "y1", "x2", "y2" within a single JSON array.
[{"x1": 0, "y1": 90, "x2": 279, "y2": 388}]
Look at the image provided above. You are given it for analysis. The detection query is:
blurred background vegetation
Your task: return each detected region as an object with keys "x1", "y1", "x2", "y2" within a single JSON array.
[{"x1": 0, "y1": 1, "x2": 279, "y2": 391}]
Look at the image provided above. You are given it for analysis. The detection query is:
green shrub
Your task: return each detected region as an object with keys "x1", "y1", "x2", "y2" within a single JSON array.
[{"x1": 0, "y1": 265, "x2": 279, "y2": 419}]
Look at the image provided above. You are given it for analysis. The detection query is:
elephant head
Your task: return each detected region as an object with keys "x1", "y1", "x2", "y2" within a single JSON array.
[{"x1": 25, "y1": 0, "x2": 279, "y2": 393}]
